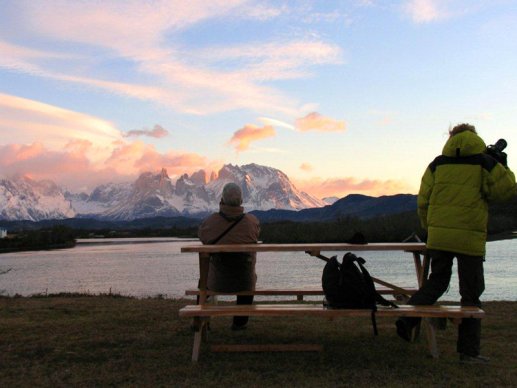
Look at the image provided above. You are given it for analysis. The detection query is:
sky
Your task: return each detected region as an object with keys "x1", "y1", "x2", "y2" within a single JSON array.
[{"x1": 1, "y1": 0, "x2": 516, "y2": 199}]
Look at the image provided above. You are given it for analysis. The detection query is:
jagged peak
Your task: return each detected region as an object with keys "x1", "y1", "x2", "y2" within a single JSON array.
[{"x1": 190, "y1": 170, "x2": 207, "y2": 185}]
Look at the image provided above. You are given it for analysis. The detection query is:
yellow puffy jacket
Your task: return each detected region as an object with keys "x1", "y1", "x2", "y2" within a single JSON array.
[{"x1": 418, "y1": 131, "x2": 517, "y2": 256}]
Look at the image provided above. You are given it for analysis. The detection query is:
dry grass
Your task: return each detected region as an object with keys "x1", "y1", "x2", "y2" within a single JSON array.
[{"x1": 1, "y1": 296, "x2": 515, "y2": 387}]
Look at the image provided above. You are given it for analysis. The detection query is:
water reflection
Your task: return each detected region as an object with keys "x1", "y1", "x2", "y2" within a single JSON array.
[{"x1": 0, "y1": 238, "x2": 515, "y2": 301}]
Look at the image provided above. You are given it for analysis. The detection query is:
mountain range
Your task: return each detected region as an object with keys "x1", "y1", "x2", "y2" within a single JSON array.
[
  {"x1": 0, "y1": 163, "x2": 420, "y2": 227},
  {"x1": 0, "y1": 163, "x2": 327, "y2": 222}
]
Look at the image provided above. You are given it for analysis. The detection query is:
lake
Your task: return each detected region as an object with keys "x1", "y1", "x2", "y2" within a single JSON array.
[{"x1": 0, "y1": 238, "x2": 515, "y2": 301}]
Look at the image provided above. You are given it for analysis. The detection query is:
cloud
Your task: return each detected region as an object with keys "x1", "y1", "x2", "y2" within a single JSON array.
[
  {"x1": 0, "y1": 2, "x2": 343, "y2": 116},
  {"x1": 198, "y1": 40, "x2": 343, "y2": 81},
  {"x1": 124, "y1": 125, "x2": 169, "y2": 138},
  {"x1": 0, "y1": 140, "x2": 209, "y2": 191},
  {"x1": 258, "y1": 117, "x2": 295, "y2": 130},
  {"x1": 0, "y1": 94, "x2": 210, "y2": 190},
  {"x1": 296, "y1": 177, "x2": 411, "y2": 198},
  {"x1": 299, "y1": 163, "x2": 313, "y2": 172},
  {"x1": 105, "y1": 141, "x2": 207, "y2": 176},
  {"x1": 295, "y1": 112, "x2": 345, "y2": 132},
  {"x1": 228, "y1": 124, "x2": 276, "y2": 152},
  {"x1": 403, "y1": 0, "x2": 448, "y2": 24},
  {"x1": 0, "y1": 92, "x2": 122, "y2": 163}
]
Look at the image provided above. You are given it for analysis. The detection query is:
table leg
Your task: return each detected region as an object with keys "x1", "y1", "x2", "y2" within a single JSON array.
[
  {"x1": 412, "y1": 251, "x2": 430, "y2": 341},
  {"x1": 198, "y1": 253, "x2": 210, "y2": 305},
  {"x1": 424, "y1": 318, "x2": 439, "y2": 358},
  {"x1": 413, "y1": 252, "x2": 424, "y2": 288},
  {"x1": 191, "y1": 253, "x2": 211, "y2": 361}
]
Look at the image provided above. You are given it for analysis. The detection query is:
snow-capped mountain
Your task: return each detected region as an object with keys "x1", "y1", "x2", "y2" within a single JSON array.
[
  {"x1": 0, "y1": 175, "x2": 75, "y2": 221},
  {"x1": 0, "y1": 163, "x2": 325, "y2": 221},
  {"x1": 207, "y1": 164, "x2": 324, "y2": 210}
]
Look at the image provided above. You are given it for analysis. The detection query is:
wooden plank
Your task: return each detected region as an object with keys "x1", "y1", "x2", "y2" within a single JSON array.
[
  {"x1": 423, "y1": 319, "x2": 439, "y2": 358},
  {"x1": 192, "y1": 330, "x2": 202, "y2": 362},
  {"x1": 184, "y1": 287, "x2": 417, "y2": 296},
  {"x1": 181, "y1": 242, "x2": 426, "y2": 254},
  {"x1": 179, "y1": 304, "x2": 485, "y2": 319},
  {"x1": 198, "y1": 253, "x2": 210, "y2": 305},
  {"x1": 211, "y1": 344, "x2": 323, "y2": 353}
]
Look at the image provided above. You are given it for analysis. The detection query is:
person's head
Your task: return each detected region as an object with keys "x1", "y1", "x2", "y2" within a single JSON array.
[
  {"x1": 449, "y1": 123, "x2": 477, "y2": 138},
  {"x1": 221, "y1": 183, "x2": 243, "y2": 207}
]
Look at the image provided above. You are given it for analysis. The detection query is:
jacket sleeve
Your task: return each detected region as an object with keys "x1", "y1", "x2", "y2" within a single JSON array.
[
  {"x1": 483, "y1": 164, "x2": 517, "y2": 203},
  {"x1": 417, "y1": 166, "x2": 434, "y2": 229}
]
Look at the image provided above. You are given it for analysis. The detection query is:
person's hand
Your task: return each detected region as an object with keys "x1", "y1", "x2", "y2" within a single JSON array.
[{"x1": 497, "y1": 151, "x2": 508, "y2": 167}]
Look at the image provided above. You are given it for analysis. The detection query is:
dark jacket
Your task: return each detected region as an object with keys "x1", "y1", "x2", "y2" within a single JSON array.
[
  {"x1": 198, "y1": 204, "x2": 260, "y2": 292},
  {"x1": 418, "y1": 130, "x2": 517, "y2": 256}
]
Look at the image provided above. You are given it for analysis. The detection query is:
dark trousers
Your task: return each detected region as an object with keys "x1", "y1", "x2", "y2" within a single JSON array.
[
  {"x1": 234, "y1": 295, "x2": 254, "y2": 326},
  {"x1": 197, "y1": 281, "x2": 254, "y2": 327},
  {"x1": 405, "y1": 249, "x2": 485, "y2": 356}
]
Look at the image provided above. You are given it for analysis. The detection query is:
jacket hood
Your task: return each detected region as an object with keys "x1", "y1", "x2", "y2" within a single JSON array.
[{"x1": 442, "y1": 130, "x2": 486, "y2": 157}]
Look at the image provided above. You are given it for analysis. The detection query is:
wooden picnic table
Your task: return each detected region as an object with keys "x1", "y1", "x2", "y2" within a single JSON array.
[
  {"x1": 181, "y1": 242, "x2": 430, "y2": 305},
  {"x1": 179, "y1": 242, "x2": 485, "y2": 361}
]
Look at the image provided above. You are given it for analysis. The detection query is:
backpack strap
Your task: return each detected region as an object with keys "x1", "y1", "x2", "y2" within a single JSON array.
[
  {"x1": 370, "y1": 310, "x2": 379, "y2": 336},
  {"x1": 355, "y1": 259, "x2": 398, "y2": 309},
  {"x1": 208, "y1": 213, "x2": 245, "y2": 244}
]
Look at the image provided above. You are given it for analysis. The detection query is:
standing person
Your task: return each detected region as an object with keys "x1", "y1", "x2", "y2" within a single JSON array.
[
  {"x1": 395, "y1": 123, "x2": 516, "y2": 363},
  {"x1": 198, "y1": 182, "x2": 260, "y2": 330}
]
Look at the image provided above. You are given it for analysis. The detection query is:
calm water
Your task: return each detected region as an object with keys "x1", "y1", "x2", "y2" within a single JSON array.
[{"x1": 0, "y1": 238, "x2": 515, "y2": 301}]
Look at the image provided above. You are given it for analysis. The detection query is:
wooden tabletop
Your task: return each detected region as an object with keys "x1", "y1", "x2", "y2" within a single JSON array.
[{"x1": 181, "y1": 242, "x2": 426, "y2": 254}]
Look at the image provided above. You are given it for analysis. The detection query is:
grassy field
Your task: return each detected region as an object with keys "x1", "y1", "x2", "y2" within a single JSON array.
[{"x1": 1, "y1": 296, "x2": 515, "y2": 387}]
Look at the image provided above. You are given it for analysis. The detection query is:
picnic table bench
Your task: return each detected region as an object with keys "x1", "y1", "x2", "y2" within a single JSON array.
[
  {"x1": 185, "y1": 286, "x2": 418, "y2": 301},
  {"x1": 179, "y1": 243, "x2": 485, "y2": 361}
]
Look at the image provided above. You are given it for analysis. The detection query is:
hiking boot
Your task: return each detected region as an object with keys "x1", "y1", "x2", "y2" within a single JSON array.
[
  {"x1": 395, "y1": 319, "x2": 412, "y2": 342},
  {"x1": 459, "y1": 354, "x2": 490, "y2": 364}
]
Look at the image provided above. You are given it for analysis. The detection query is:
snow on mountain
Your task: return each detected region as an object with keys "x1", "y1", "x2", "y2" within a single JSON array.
[
  {"x1": 0, "y1": 163, "x2": 327, "y2": 221},
  {"x1": 67, "y1": 182, "x2": 132, "y2": 216},
  {"x1": 0, "y1": 175, "x2": 75, "y2": 221},
  {"x1": 207, "y1": 163, "x2": 325, "y2": 211},
  {"x1": 322, "y1": 196, "x2": 339, "y2": 205},
  {"x1": 101, "y1": 168, "x2": 180, "y2": 220}
]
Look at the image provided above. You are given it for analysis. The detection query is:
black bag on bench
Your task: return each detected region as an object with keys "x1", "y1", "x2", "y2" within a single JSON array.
[{"x1": 322, "y1": 252, "x2": 396, "y2": 335}]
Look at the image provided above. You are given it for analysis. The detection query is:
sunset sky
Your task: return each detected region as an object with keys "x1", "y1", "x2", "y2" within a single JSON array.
[{"x1": 1, "y1": 0, "x2": 516, "y2": 199}]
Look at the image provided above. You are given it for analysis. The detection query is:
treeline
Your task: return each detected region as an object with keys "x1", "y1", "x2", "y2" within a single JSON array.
[
  {"x1": 259, "y1": 211, "x2": 426, "y2": 243},
  {"x1": 259, "y1": 197, "x2": 517, "y2": 244},
  {"x1": 0, "y1": 225, "x2": 76, "y2": 253},
  {"x1": 73, "y1": 226, "x2": 198, "y2": 239}
]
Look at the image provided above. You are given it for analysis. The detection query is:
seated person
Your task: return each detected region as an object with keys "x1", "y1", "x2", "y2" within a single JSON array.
[{"x1": 198, "y1": 182, "x2": 260, "y2": 330}]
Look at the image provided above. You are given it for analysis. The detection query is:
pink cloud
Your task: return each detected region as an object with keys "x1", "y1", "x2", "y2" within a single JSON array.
[
  {"x1": 296, "y1": 177, "x2": 412, "y2": 199},
  {"x1": 295, "y1": 112, "x2": 345, "y2": 132},
  {"x1": 403, "y1": 0, "x2": 448, "y2": 24},
  {"x1": 228, "y1": 124, "x2": 276, "y2": 151},
  {"x1": 124, "y1": 124, "x2": 169, "y2": 138},
  {"x1": 299, "y1": 163, "x2": 313, "y2": 172},
  {"x1": 0, "y1": 143, "x2": 91, "y2": 179},
  {"x1": 105, "y1": 141, "x2": 208, "y2": 177},
  {"x1": 0, "y1": 141, "x2": 209, "y2": 192}
]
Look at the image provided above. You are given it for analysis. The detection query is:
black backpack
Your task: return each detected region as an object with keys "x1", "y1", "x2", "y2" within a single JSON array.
[{"x1": 322, "y1": 252, "x2": 397, "y2": 335}]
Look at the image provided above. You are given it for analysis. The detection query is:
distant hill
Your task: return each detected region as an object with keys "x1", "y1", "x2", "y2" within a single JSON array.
[{"x1": 251, "y1": 194, "x2": 418, "y2": 223}]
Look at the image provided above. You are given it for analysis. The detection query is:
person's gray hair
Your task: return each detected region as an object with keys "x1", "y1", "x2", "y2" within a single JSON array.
[{"x1": 221, "y1": 183, "x2": 243, "y2": 207}]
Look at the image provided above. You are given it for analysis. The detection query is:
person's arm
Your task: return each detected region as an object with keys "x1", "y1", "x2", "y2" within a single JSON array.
[
  {"x1": 417, "y1": 166, "x2": 434, "y2": 229},
  {"x1": 484, "y1": 163, "x2": 517, "y2": 202},
  {"x1": 198, "y1": 218, "x2": 211, "y2": 244}
]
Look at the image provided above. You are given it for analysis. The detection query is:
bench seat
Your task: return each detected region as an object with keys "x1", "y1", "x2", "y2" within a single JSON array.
[
  {"x1": 185, "y1": 287, "x2": 417, "y2": 300},
  {"x1": 179, "y1": 304, "x2": 485, "y2": 319},
  {"x1": 180, "y1": 303, "x2": 484, "y2": 361}
]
